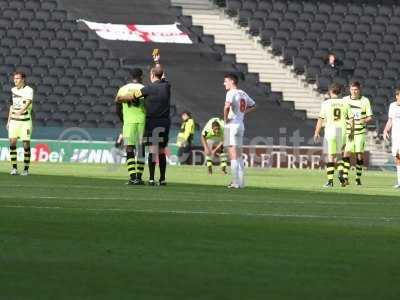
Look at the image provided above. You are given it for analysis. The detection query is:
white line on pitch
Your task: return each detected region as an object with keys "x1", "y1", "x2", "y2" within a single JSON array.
[
  {"x1": 0, "y1": 204, "x2": 396, "y2": 222},
  {"x1": 0, "y1": 195, "x2": 398, "y2": 206}
]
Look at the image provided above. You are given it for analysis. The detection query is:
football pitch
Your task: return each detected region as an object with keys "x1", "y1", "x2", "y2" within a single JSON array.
[{"x1": 0, "y1": 162, "x2": 399, "y2": 300}]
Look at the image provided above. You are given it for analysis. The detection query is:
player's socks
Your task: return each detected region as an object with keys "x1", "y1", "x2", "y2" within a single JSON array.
[
  {"x1": 342, "y1": 157, "x2": 351, "y2": 179},
  {"x1": 220, "y1": 153, "x2": 228, "y2": 172},
  {"x1": 23, "y1": 147, "x2": 31, "y2": 171},
  {"x1": 206, "y1": 156, "x2": 213, "y2": 168},
  {"x1": 238, "y1": 158, "x2": 245, "y2": 187},
  {"x1": 9, "y1": 145, "x2": 17, "y2": 169},
  {"x1": 136, "y1": 145, "x2": 145, "y2": 181},
  {"x1": 326, "y1": 162, "x2": 335, "y2": 181},
  {"x1": 356, "y1": 159, "x2": 363, "y2": 180},
  {"x1": 159, "y1": 153, "x2": 167, "y2": 182},
  {"x1": 230, "y1": 159, "x2": 239, "y2": 186},
  {"x1": 337, "y1": 159, "x2": 344, "y2": 173},
  {"x1": 126, "y1": 151, "x2": 136, "y2": 180},
  {"x1": 397, "y1": 166, "x2": 400, "y2": 186},
  {"x1": 148, "y1": 153, "x2": 156, "y2": 181}
]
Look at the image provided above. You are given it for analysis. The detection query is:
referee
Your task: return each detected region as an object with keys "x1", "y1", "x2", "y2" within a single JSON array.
[{"x1": 133, "y1": 64, "x2": 171, "y2": 186}]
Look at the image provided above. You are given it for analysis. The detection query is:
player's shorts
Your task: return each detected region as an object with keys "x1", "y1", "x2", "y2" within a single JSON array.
[
  {"x1": 344, "y1": 133, "x2": 366, "y2": 153},
  {"x1": 144, "y1": 118, "x2": 170, "y2": 148},
  {"x1": 207, "y1": 138, "x2": 224, "y2": 154},
  {"x1": 392, "y1": 138, "x2": 400, "y2": 157},
  {"x1": 123, "y1": 122, "x2": 144, "y2": 146},
  {"x1": 8, "y1": 120, "x2": 32, "y2": 141},
  {"x1": 323, "y1": 128, "x2": 346, "y2": 155},
  {"x1": 224, "y1": 123, "x2": 244, "y2": 147}
]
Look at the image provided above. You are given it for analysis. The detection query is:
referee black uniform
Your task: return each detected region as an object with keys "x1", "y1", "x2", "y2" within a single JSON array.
[{"x1": 136, "y1": 65, "x2": 171, "y2": 185}]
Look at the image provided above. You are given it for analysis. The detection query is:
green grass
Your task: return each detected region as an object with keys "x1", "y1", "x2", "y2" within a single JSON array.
[{"x1": 0, "y1": 161, "x2": 399, "y2": 300}]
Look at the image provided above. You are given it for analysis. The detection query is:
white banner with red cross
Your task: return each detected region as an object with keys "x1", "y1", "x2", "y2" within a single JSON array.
[{"x1": 78, "y1": 19, "x2": 192, "y2": 44}]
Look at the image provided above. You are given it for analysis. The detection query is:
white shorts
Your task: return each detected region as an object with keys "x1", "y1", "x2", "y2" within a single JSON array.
[
  {"x1": 392, "y1": 138, "x2": 400, "y2": 157},
  {"x1": 224, "y1": 123, "x2": 244, "y2": 147}
]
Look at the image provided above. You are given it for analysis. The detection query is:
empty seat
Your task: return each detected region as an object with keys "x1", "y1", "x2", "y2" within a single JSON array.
[
  {"x1": 52, "y1": 10, "x2": 68, "y2": 21},
  {"x1": 48, "y1": 67, "x2": 64, "y2": 77},
  {"x1": 21, "y1": 56, "x2": 38, "y2": 66},
  {"x1": 60, "y1": 48, "x2": 76, "y2": 58},
  {"x1": 65, "y1": 67, "x2": 82, "y2": 78},
  {"x1": 82, "y1": 68, "x2": 98, "y2": 78},
  {"x1": 38, "y1": 57, "x2": 55, "y2": 68},
  {"x1": 43, "y1": 48, "x2": 60, "y2": 58},
  {"x1": 70, "y1": 85, "x2": 86, "y2": 96},
  {"x1": 75, "y1": 77, "x2": 92, "y2": 87},
  {"x1": 33, "y1": 39, "x2": 50, "y2": 49},
  {"x1": 93, "y1": 49, "x2": 109, "y2": 59},
  {"x1": 71, "y1": 58, "x2": 87, "y2": 68},
  {"x1": 0, "y1": 18, "x2": 12, "y2": 29},
  {"x1": 41, "y1": 0, "x2": 58, "y2": 11},
  {"x1": 87, "y1": 86, "x2": 103, "y2": 96},
  {"x1": 54, "y1": 57, "x2": 69, "y2": 67},
  {"x1": 61, "y1": 76, "x2": 75, "y2": 87}
]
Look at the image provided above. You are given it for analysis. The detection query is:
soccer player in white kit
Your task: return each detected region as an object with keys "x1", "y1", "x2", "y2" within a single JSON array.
[
  {"x1": 223, "y1": 73, "x2": 256, "y2": 188},
  {"x1": 383, "y1": 88, "x2": 400, "y2": 188}
]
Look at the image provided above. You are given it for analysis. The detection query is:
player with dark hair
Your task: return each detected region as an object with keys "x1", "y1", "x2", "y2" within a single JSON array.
[
  {"x1": 201, "y1": 117, "x2": 227, "y2": 175},
  {"x1": 314, "y1": 83, "x2": 354, "y2": 187},
  {"x1": 7, "y1": 71, "x2": 34, "y2": 176},
  {"x1": 223, "y1": 73, "x2": 256, "y2": 188},
  {"x1": 115, "y1": 68, "x2": 146, "y2": 185},
  {"x1": 341, "y1": 81, "x2": 373, "y2": 186}
]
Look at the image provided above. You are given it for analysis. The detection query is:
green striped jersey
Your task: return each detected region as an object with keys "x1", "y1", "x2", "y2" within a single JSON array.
[
  {"x1": 117, "y1": 83, "x2": 145, "y2": 124},
  {"x1": 319, "y1": 98, "x2": 353, "y2": 138},
  {"x1": 202, "y1": 117, "x2": 224, "y2": 141},
  {"x1": 343, "y1": 95, "x2": 373, "y2": 135},
  {"x1": 11, "y1": 85, "x2": 33, "y2": 121}
]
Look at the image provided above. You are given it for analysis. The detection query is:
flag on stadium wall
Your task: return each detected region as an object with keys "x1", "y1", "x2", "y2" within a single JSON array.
[{"x1": 78, "y1": 19, "x2": 192, "y2": 44}]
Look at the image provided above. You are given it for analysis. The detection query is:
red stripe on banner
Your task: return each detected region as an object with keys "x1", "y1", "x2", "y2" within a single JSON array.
[{"x1": 127, "y1": 24, "x2": 151, "y2": 42}]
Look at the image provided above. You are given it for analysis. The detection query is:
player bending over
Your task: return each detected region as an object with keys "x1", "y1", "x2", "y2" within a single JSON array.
[
  {"x1": 314, "y1": 83, "x2": 354, "y2": 187},
  {"x1": 201, "y1": 117, "x2": 227, "y2": 175}
]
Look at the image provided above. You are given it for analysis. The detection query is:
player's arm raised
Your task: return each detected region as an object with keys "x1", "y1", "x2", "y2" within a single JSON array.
[{"x1": 383, "y1": 118, "x2": 392, "y2": 142}]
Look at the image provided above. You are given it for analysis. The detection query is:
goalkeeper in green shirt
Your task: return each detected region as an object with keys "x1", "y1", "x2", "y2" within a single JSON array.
[
  {"x1": 201, "y1": 117, "x2": 227, "y2": 175},
  {"x1": 115, "y1": 68, "x2": 146, "y2": 185}
]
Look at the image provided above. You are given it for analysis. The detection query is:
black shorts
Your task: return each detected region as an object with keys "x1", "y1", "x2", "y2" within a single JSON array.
[{"x1": 144, "y1": 118, "x2": 170, "y2": 148}]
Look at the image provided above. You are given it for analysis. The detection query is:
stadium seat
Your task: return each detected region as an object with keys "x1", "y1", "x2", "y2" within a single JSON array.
[{"x1": 41, "y1": 0, "x2": 58, "y2": 11}]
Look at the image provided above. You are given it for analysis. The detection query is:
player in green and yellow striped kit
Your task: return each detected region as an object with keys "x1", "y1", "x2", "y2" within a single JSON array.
[
  {"x1": 7, "y1": 71, "x2": 34, "y2": 176},
  {"x1": 341, "y1": 82, "x2": 373, "y2": 186},
  {"x1": 201, "y1": 117, "x2": 227, "y2": 175},
  {"x1": 314, "y1": 83, "x2": 354, "y2": 187},
  {"x1": 115, "y1": 68, "x2": 146, "y2": 185}
]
